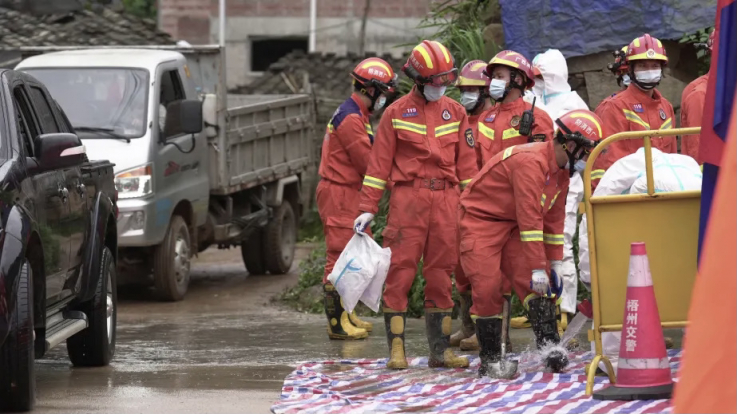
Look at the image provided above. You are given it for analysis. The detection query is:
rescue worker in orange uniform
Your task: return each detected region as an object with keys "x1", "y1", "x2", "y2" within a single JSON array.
[
  {"x1": 475, "y1": 50, "x2": 555, "y2": 164},
  {"x1": 460, "y1": 109, "x2": 604, "y2": 375},
  {"x1": 680, "y1": 30, "x2": 715, "y2": 164},
  {"x1": 607, "y1": 46, "x2": 631, "y2": 93},
  {"x1": 318, "y1": 57, "x2": 397, "y2": 340},
  {"x1": 458, "y1": 51, "x2": 555, "y2": 348},
  {"x1": 353, "y1": 40, "x2": 479, "y2": 369},
  {"x1": 450, "y1": 59, "x2": 492, "y2": 350},
  {"x1": 592, "y1": 34, "x2": 677, "y2": 181}
]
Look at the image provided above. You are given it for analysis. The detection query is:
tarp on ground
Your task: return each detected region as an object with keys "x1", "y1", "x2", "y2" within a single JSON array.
[
  {"x1": 499, "y1": 0, "x2": 718, "y2": 60},
  {"x1": 272, "y1": 350, "x2": 681, "y2": 413}
]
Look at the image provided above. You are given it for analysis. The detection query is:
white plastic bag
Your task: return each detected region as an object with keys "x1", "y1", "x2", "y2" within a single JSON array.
[
  {"x1": 327, "y1": 234, "x2": 390, "y2": 313},
  {"x1": 360, "y1": 240, "x2": 391, "y2": 312}
]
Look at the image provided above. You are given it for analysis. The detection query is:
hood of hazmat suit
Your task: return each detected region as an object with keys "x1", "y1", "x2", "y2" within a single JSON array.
[{"x1": 531, "y1": 49, "x2": 589, "y2": 119}]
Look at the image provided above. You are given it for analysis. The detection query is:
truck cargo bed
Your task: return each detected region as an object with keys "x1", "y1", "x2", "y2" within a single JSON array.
[{"x1": 209, "y1": 93, "x2": 314, "y2": 195}]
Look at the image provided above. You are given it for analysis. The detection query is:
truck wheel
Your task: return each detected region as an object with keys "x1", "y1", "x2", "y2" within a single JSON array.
[
  {"x1": 153, "y1": 215, "x2": 191, "y2": 301},
  {"x1": 0, "y1": 260, "x2": 35, "y2": 412},
  {"x1": 263, "y1": 202, "x2": 297, "y2": 275},
  {"x1": 67, "y1": 247, "x2": 116, "y2": 367},
  {"x1": 241, "y1": 229, "x2": 266, "y2": 275}
]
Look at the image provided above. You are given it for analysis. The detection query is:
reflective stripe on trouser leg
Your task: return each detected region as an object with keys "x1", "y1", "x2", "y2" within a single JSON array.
[{"x1": 381, "y1": 185, "x2": 431, "y2": 311}]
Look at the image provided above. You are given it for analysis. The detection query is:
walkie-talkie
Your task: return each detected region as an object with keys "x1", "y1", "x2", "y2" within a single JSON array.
[{"x1": 520, "y1": 96, "x2": 536, "y2": 138}]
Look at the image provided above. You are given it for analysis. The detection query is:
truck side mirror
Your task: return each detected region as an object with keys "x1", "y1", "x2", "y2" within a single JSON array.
[
  {"x1": 34, "y1": 133, "x2": 85, "y2": 171},
  {"x1": 163, "y1": 99, "x2": 203, "y2": 140}
]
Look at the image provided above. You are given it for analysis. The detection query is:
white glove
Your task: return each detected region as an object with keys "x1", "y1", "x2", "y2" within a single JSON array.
[
  {"x1": 530, "y1": 269, "x2": 550, "y2": 296},
  {"x1": 354, "y1": 212, "x2": 374, "y2": 234}
]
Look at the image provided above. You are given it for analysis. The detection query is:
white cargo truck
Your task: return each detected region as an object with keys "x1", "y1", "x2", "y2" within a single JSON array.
[{"x1": 16, "y1": 46, "x2": 316, "y2": 301}]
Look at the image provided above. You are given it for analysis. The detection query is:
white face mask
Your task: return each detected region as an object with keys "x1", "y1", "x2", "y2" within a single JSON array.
[
  {"x1": 423, "y1": 85, "x2": 446, "y2": 102},
  {"x1": 573, "y1": 159, "x2": 587, "y2": 173},
  {"x1": 635, "y1": 69, "x2": 662, "y2": 84},
  {"x1": 460, "y1": 91, "x2": 480, "y2": 111},
  {"x1": 621, "y1": 73, "x2": 631, "y2": 86},
  {"x1": 532, "y1": 83, "x2": 545, "y2": 98},
  {"x1": 489, "y1": 78, "x2": 507, "y2": 100},
  {"x1": 374, "y1": 95, "x2": 387, "y2": 111}
]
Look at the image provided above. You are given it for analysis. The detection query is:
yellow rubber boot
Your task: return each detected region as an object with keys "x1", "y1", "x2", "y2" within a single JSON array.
[
  {"x1": 384, "y1": 309, "x2": 408, "y2": 369},
  {"x1": 426, "y1": 308, "x2": 469, "y2": 368},
  {"x1": 349, "y1": 312, "x2": 373, "y2": 332},
  {"x1": 324, "y1": 285, "x2": 368, "y2": 340},
  {"x1": 459, "y1": 334, "x2": 479, "y2": 351},
  {"x1": 511, "y1": 316, "x2": 531, "y2": 329}
]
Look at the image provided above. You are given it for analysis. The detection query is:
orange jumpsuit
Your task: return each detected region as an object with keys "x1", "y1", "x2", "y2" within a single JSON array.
[
  {"x1": 453, "y1": 112, "x2": 482, "y2": 295},
  {"x1": 592, "y1": 84, "x2": 677, "y2": 180},
  {"x1": 454, "y1": 98, "x2": 555, "y2": 295},
  {"x1": 459, "y1": 141, "x2": 568, "y2": 317},
  {"x1": 680, "y1": 73, "x2": 709, "y2": 164},
  {"x1": 475, "y1": 98, "x2": 555, "y2": 168},
  {"x1": 359, "y1": 87, "x2": 479, "y2": 311},
  {"x1": 317, "y1": 93, "x2": 374, "y2": 282}
]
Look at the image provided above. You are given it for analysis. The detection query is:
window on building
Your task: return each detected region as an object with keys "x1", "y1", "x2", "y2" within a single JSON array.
[{"x1": 251, "y1": 37, "x2": 308, "y2": 72}]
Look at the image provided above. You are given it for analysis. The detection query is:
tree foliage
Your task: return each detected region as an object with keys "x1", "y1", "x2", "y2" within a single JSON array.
[{"x1": 121, "y1": 0, "x2": 156, "y2": 19}]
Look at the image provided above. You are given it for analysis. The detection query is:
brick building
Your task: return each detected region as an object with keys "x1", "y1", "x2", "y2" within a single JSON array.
[{"x1": 158, "y1": 0, "x2": 432, "y2": 88}]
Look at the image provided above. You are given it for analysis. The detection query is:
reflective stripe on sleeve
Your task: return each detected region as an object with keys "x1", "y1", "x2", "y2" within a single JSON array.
[
  {"x1": 362, "y1": 175, "x2": 386, "y2": 190},
  {"x1": 520, "y1": 230, "x2": 544, "y2": 242},
  {"x1": 543, "y1": 233, "x2": 564, "y2": 245}
]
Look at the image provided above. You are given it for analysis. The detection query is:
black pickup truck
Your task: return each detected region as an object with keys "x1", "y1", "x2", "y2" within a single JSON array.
[{"x1": 0, "y1": 70, "x2": 118, "y2": 412}]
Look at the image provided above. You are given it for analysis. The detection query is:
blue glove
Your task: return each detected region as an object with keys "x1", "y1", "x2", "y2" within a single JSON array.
[{"x1": 549, "y1": 260, "x2": 564, "y2": 299}]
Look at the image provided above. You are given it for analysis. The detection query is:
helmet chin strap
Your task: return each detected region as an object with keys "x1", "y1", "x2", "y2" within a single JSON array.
[
  {"x1": 470, "y1": 88, "x2": 488, "y2": 114},
  {"x1": 555, "y1": 122, "x2": 590, "y2": 177}
]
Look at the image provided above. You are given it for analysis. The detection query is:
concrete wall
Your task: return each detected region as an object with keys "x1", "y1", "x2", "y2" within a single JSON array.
[
  {"x1": 159, "y1": 0, "x2": 432, "y2": 88},
  {"x1": 213, "y1": 16, "x2": 426, "y2": 88}
]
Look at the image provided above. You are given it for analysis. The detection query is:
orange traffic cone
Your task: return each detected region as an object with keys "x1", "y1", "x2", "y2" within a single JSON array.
[{"x1": 593, "y1": 242, "x2": 674, "y2": 400}]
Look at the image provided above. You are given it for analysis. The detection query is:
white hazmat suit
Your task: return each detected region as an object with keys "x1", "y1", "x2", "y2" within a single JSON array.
[
  {"x1": 531, "y1": 49, "x2": 589, "y2": 314},
  {"x1": 578, "y1": 148, "x2": 702, "y2": 371}
]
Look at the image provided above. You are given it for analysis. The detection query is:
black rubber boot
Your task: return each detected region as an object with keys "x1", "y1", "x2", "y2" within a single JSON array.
[
  {"x1": 475, "y1": 317, "x2": 502, "y2": 377},
  {"x1": 383, "y1": 310, "x2": 408, "y2": 369},
  {"x1": 528, "y1": 297, "x2": 568, "y2": 372},
  {"x1": 324, "y1": 285, "x2": 368, "y2": 340},
  {"x1": 450, "y1": 292, "x2": 475, "y2": 347},
  {"x1": 426, "y1": 308, "x2": 469, "y2": 368}
]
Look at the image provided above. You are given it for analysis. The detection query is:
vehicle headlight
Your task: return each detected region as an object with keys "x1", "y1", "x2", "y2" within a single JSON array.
[{"x1": 115, "y1": 164, "x2": 153, "y2": 199}]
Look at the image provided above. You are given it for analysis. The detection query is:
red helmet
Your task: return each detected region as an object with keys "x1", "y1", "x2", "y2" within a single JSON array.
[
  {"x1": 486, "y1": 50, "x2": 535, "y2": 89},
  {"x1": 458, "y1": 60, "x2": 490, "y2": 87},
  {"x1": 607, "y1": 46, "x2": 629, "y2": 75},
  {"x1": 555, "y1": 109, "x2": 604, "y2": 144},
  {"x1": 403, "y1": 40, "x2": 458, "y2": 86},
  {"x1": 351, "y1": 57, "x2": 397, "y2": 92},
  {"x1": 626, "y1": 34, "x2": 668, "y2": 65}
]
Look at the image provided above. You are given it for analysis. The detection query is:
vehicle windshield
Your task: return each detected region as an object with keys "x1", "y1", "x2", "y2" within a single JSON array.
[{"x1": 22, "y1": 68, "x2": 149, "y2": 139}]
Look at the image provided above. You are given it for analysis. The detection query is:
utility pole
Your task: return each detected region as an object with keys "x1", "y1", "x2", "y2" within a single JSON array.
[{"x1": 357, "y1": 0, "x2": 371, "y2": 55}]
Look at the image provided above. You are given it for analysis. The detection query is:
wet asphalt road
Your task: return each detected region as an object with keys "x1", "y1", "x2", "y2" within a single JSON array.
[
  {"x1": 32, "y1": 243, "x2": 682, "y2": 414},
  {"x1": 35, "y1": 243, "x2": 437, "y2": 414}
]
